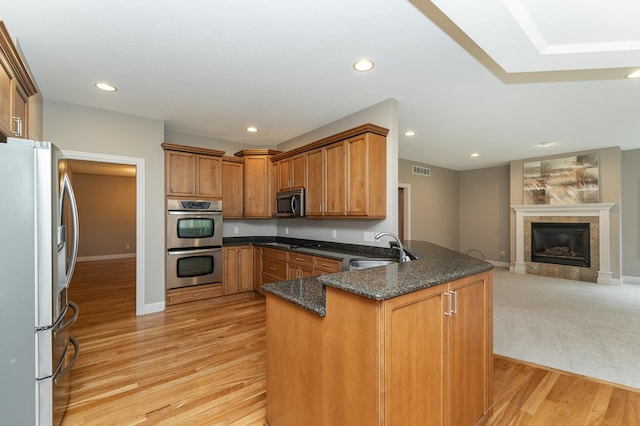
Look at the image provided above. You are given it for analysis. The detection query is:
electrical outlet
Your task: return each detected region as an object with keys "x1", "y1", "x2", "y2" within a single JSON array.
[
  {"x1": 285, "y1": 227, "x2": 289, "y2": 235},
  {"x1": 500, "y1": 250, "x2": 505, "y2": 258},
  {"x1": 332, "y1": 229, "x2": 337, "y2": 239},
  {"x1": 233, "y1": 226, "x2": 239, "y2": 234},
  {"x1": 125, "y1": 244, "x2": 130, "y2": 250},
  {"x1": 363, "y1": 232, "x2": 375, "y2": 242}
]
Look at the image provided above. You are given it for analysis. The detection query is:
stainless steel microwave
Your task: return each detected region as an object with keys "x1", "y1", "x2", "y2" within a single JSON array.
[{"x1": 276, "y1": 188, "x2": 305, "y2": 217}]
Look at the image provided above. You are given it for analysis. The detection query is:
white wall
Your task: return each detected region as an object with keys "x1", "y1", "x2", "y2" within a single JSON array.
[
  {"x1": 275, "y1": 98, "x2": 399, "y2": 247},
  {"x1": 43, "y1": 100, "x2": 166, "y2": 308}
]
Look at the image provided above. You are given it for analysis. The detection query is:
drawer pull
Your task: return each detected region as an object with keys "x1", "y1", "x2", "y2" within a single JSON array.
[
  {"x1": 269, "y1": 267, "x2": 277, "y2": 271},
  {"x1": 192, "y1": 293, "x2": 201, "y2": 297}
]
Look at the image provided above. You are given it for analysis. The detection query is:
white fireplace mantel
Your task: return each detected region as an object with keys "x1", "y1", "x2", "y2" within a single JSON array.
[{"x1": 511, "y1": 203, "x2": 615, "y2": 284}]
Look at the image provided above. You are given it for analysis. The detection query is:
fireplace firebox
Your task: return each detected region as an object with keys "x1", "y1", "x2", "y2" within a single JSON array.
[{"x1": 531, "y1": 222, "x2": 590, "y2": 267}]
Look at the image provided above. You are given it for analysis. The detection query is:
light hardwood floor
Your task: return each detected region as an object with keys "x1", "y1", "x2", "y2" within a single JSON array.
[{"x1": 65, "y1": 259, "x2": 639, "y2": 425}]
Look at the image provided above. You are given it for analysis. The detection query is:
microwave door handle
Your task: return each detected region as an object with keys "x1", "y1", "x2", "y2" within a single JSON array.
[
  {"x1": 291, "y1": 197, "x2": 297, "y2": 214},
  {"x1": 61, "y1": 173, "x2": 79, "y2": 288}
]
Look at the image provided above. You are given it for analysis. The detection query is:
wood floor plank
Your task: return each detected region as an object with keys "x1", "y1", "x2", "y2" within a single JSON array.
[{"x1": 65, "y1": 259, "x2": 640, "y2": 425}]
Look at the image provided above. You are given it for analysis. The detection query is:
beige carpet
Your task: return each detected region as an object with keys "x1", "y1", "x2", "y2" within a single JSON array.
[{"x1": 493, "y1": 267, "x2": 640, "y2": 390}]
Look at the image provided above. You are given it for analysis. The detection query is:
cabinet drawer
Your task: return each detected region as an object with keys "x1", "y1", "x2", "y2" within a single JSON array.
[
  {"x1": 166, "y1": 283, "x2": 223, "y2": 305},
  {"x1": 314, "y1": 256, "x2": 342, "y2": 273},
  {"x1": 262, "y1": 247, "x2": 288, "y2": 262},
  {"x1": 262, "y1": 258, "x2": 287, "y2": 280},
  {"x1": 288, "y1": 252, "x2": 314, "y2": 267}
]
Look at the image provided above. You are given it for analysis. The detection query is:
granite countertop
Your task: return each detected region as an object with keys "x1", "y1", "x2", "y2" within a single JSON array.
[{"x1": 259, "y1": 239, "x2": 493, "y2": 316}]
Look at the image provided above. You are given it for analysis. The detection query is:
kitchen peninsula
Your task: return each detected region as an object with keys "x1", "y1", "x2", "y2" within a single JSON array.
[{"x1": 263, "y1": 240, "x2": 494, "y2": 426}]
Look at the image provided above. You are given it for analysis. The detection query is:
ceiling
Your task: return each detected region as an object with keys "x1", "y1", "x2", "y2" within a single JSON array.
[{"x1": 2, "y1": 0, "x2": 640, "y2": 171}]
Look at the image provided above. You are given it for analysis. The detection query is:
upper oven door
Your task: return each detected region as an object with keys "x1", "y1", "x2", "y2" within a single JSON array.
[{"x1": 167, "y1": 211, "x2": 222, "y2": 249}]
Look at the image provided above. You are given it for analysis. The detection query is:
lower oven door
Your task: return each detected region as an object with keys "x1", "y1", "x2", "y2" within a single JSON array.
[{"x1": 166, "y1": 247, "x2": 223, "y2": 289}]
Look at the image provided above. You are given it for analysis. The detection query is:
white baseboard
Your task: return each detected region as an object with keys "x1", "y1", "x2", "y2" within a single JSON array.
[
  {"x1": 622, "y1": 275, "x2": 640, "y2": 285},
  {"x1": 143, "y1": 302, "x2": 165, "y2": 315},
  {"x1": 77, "y1": 253, "x2": 136, "y2": 262},
  {"x1": 489, "y1": 261, "x2": 510, "y2": 268}
]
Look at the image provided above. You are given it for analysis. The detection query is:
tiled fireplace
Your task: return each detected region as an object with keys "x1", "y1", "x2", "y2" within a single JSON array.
[{"x1": 512, "y1": 203, "x2": 615, "y2": 284}]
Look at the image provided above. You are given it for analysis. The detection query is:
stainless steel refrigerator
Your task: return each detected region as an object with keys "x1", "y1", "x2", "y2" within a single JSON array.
[{"x1": 0, "y1": 138, "x2": 80, "y2": 425}]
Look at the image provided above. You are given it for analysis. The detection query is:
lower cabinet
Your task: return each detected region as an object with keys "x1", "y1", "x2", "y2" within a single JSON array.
[
  {"x1": 384, "y1": 272, "x2": 492, "y2": 425},
  {"x1": 222, "y1": 245, "x2": 254, "y2": 295},
  {"x1": 266, "y1": 271, "x2": 493, "y2": 425}
]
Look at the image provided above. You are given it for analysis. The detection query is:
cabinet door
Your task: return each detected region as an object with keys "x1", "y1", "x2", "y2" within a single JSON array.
[
  {"x1": 0, "y1": 64, "x2": 12, "y2": 137},
  {"x1": 238, "y1": 246, "x2": 254, "y2": 292},
  {"x1": 10, "y1": 80, "x2": 28, "y2": 138},
  {"x1": 165, "y1": 151, "x2": 196, "y2": 196},
  {"x1": 290, "y1": 154, "x2": 306, "y2": 189},
  {"x1": 305, "y1": 148, "x2": 325, "y2": 216},
  {"x1": 448, "y1": 274, "x2": 492, "y2": 426},
  {"x1": 196, "y1": 155, "x2": 222, "y2": 198},
  {"x1": 384, "y1": 285, "x2": 448, "y2": 425},
  {"x1": 223, "y1": 247, "x2": 240, "y2": 295},
  {"x1": 346, "y1": 133, "x2": 386, "y2": 217},
  {"x1": 276, "y1": 159, "x2": 290, "y2": 191},
  {"x1": 244, "y1": 156, "x2": 271, "y2": 217},
  {"x1": 324, "y1": 142, "x2": 346, "y2": 216},
  {"x1": 222, "y1": 160, "x2": 243, "y2": 217}
]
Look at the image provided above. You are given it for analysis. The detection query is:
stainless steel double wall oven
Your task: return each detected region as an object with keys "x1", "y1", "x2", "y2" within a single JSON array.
[{"x1": 166, "y1": 199, "x2": 223, "y2": 289}]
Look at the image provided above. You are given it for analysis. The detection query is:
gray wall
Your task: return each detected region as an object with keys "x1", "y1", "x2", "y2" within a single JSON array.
[
  {"x1": 73, "y1": 173, "x2": 136, "y2": 259},
  {"x1": 43, "y1": 99, "x2": 166, "y2": 309},
  {"x1": 621, "y1": 149, "x2": 640, "y2": 280},
  {"x1": 459, "y1": 165, "x2": 511, "y2": 262},
  {"x1": 398, "y1": 158, "x2": 460, "y2": 250},
  {"x1": 509, "y1": 146, "x2": 622, "y2": 279},
  {"x1": 274, "y1": 99, "x2": 399, "y2": 247}
]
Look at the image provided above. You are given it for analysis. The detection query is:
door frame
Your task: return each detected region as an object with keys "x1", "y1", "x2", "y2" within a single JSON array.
[
  {"x1": 63, "y1": 149, "x2": 146, "y2": 316},
  {"x1": 398, "y1": 183, "x2": 411, "y2": 240}
]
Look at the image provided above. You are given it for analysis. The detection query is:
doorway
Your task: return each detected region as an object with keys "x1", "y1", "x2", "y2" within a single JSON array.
[
  {"x1": 398, "y1": 183, "x2": 411, "y2": 241},
  {"x1": 64, "y1": 150, "x2": 146, "y2": 315}
]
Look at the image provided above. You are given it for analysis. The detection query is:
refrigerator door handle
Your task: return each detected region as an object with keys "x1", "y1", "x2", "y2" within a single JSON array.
[
  {"x1": 54, "y1": 337, "x2": 79, "y2": 386},
  {"x1": 60, "y1": 173, "x2": 79, "y2": 288},
  {"x1": 54, "y1": 301, "x2": 79, "y2": 338}
]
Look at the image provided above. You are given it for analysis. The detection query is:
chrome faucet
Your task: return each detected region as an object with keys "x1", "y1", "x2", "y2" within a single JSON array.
[{"x1": 375, "y1": 232, "x2": 411, "y2": 262}]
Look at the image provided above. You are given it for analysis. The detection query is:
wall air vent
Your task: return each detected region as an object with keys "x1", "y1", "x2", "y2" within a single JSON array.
[{"x1": 412, "y1": 165, "x2": 431, "y2": 176}]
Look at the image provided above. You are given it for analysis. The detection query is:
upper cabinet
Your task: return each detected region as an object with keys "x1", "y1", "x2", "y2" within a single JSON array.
[
  {"x1": 295, "y1": 125, "x2": 387, "y2": 218},
  {"x1": 222, "y1": 157, "x2": 244, "y2": 218},
  {"x1": 0, "y1": 21, "x2": 38, "y2": 141},
  {"x1": 234, "y1": 149, "x2": 281, "y2": 218},
  {"x1": 274, "y1": 153, "x2": 306, "y2": 191},
  {"x1": 162, "y1": 143, "x2": 224, "y2": 198}
]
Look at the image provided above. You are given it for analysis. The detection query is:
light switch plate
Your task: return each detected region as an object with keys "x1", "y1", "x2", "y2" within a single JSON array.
[{"x1": 363, "y1": 232, "x2": 375, "y2": 242}]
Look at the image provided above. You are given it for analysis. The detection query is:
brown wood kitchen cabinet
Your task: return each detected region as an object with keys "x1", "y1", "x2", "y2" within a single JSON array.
[
  {"x1": 0, "y1": 22, "x2": 37, "y2": 140},
  {"x1": 234, "y1": 149, "x2": 281, "y2": 218},
  {"x1": 304, "y1": 128, "x2": 387, "y2": 218},
  {"x1": 222, "y1": 245, "x2": 254, "y2": 295},
  {"x1": 274, "y1": 153, "x2": 306, "y2": 191},
  {"x1": 266, "y1": 270, "x2": 493, "y2": 425},
  {"x1": 162, "y1": 143, "x2": 224, "y2": 198},
  {"x1": 222, "y1": 157, "x2": 244, "y2": 218}
]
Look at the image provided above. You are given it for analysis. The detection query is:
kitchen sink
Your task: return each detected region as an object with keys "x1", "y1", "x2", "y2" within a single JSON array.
[{"x1": 348, "y1": 258, "x2": 399, "y2": 271}]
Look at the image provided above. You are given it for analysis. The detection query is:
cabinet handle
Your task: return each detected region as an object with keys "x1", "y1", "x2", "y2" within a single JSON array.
[
  {"x1": 444, "y1": 292, "x2": 452, "y2": 316},
  {"x1": 269, "y1": 267, "x2": 276, "y2": 271},
  {"x1": 451, "y1": 290, "x2": 458, "y2": 314},
  {"x1": 11, "y1": 116, "x2": 22, "y2": 137}
]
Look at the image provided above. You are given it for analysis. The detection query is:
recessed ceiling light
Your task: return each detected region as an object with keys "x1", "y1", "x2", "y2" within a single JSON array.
[
  {"x1": 95, "y1": 82, "x2": 117, "y2": 92},
  {"x1": 404, "y1": 130, "x2": 416, "y2": 136},
  {"x1": 626, "y1": 70, "x2": 640, "y2": 79},
  {"x1": 470, "y1": 153, "x2": 480, "y2": 158},
  {"x1": 353, "y1": 58, "x2": 375, "y2": 72},
  {"x1": 246, "y1": 126, "x2": 258, "y2": 133},
  {"x1": 538, "y1": 141, "x2": 554, "y2": 147}
]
